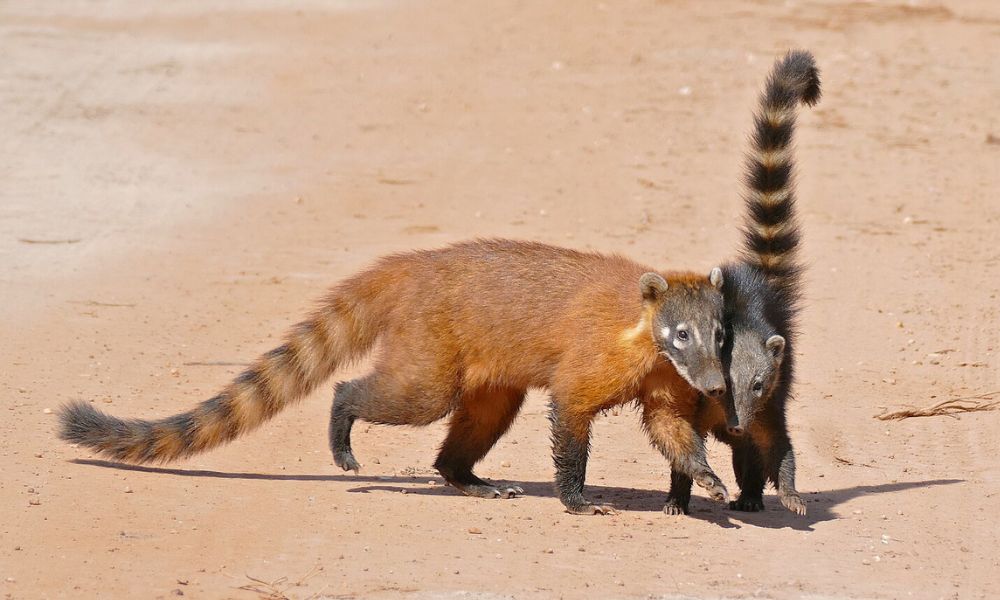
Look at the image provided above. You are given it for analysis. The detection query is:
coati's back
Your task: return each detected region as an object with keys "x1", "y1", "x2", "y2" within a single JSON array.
[{"x1": 374, "y1": 239, "x2": 670, "y2": 386}]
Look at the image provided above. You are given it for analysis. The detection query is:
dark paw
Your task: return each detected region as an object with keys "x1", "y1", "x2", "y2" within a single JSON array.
[
  {"x1": 729, "y1": 494, "x2": 765, "y2": 512},
  {"x1": 663, "y1": 497, "x2": 690, "y2": 515},
  {"x1": 333, "y1": 450, "x2": 361, "y2": 473}
]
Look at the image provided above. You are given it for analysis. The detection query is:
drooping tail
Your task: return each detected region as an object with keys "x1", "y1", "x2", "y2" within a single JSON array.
[
  {"x1": 58, "y1": 281, "x2": 386, "y2": 464},
  {"x1": 740, "y1": 50, "x2": 820, "y2": 302}
]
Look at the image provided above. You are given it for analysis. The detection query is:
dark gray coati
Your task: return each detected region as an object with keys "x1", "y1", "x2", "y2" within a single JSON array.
[{"x1": 663, "y1": 50, "x2": 820, "y2": 516}]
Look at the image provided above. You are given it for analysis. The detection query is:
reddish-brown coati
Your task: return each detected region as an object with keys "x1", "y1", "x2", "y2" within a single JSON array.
[{"x1": 60, "y1": 239, "x2": 731, "y2": 515}]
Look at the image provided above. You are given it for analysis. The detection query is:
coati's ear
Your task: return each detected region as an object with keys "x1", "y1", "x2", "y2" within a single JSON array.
[
  {"x1": 765, "y1": 335, "x2": 786, "y2": 363},
  {"x1": 639, "y1": 272, "x2": 668, "y2": 302},
  {"x1": 709, "y1": 267, "x2": 724, "y2": 290}
]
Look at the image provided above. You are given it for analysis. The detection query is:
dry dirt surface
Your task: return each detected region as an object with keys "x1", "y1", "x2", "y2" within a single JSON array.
[{"x1": 2, "y1": 1, "x2": 999, "y2": 599}]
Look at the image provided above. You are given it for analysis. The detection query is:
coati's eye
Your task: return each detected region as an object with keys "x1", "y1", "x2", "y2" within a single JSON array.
[
  {"x1": 752, "y1": 381, "x2": 764, "y2": 393},
  {"x1": 676, "y1": 330, "x2": 689, "y2": 341}
]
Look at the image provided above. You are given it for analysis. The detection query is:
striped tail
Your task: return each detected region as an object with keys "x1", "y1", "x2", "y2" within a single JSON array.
[
  {"x1": 740, "y1": 50, "x2": 820, "y2": 302},
  {"x1": 58, "y1": 284, "x2": 384, "y2": 464}
]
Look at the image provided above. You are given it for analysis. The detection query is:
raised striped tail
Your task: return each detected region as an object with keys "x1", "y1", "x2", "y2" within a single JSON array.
[
  {"x1": 58, "y1": 286, "x2": 383, "y2": 464},
  {"x1": 740, "y1": 50, "x2": 820, "y2": 300}
]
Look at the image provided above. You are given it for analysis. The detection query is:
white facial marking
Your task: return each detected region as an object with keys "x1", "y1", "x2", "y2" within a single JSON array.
[
  {"x1": 662, "y1": 353, "x2": 695, "y2": 388},
  {"x1": 673, "y1": 338, "x2": 686, "y2": 350},
  {"x1": 660, "y1": 326, "x2": 670, "y2": 339},
  {"x1": 693, "y1": 327, "x2": 703, "y2": 345}
]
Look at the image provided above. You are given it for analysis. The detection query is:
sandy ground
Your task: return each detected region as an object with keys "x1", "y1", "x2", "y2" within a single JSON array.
[{"x1": 2, "y1": 1, "x2": 999, "y2": 598}]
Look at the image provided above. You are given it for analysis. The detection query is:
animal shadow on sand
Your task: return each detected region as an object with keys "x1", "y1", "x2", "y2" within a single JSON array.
[{"x1": 72, "y1": 459, "x2": 960, "y2": 531}]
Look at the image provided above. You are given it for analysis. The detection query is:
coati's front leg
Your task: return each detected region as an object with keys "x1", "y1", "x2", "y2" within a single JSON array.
[
  {"x1": 664, "y1": 470, "x2": 694, "y2": 515},
  {"x1": 549, "y1": 402, "x2": 614, "y2": 515},
  {"x1": 729, "y1": 439, "x2": 766, "y2": 512},
  {"x1": 640, "y1": 395, "x2": 729, "y2": 512},
  {"x1": 769, "y1": 439, "x2": 805, "y2": 515},
  {"x1": 433, "y1": 386, "x2": 527, "y2": 499},
  {"x1": 748, "y1": 412, "x2": 806, "y2": 515},
  {"x1": 738, "y1": 423, "x2": 805, "y2": 515}
]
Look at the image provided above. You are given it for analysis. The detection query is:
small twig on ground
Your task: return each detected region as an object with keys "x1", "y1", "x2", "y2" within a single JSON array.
[
  {"x1": 239, "y1": 574, "x2": 290, "y2": 600},
  {"x1": 875, "y1": 391, "x2": 1000, "y2": 421},
  {"x1": 834, "y1": 455, "x2": 875, "y2": 468},
  {"x1": 68, "y1": 300, "x2": 136, "y2": 308},
  {"x1": 18, "y1": 238, "x2": 81, "y2": 244},
  {"x1": 237, "y1": 565, "x2": 323, "y2": 600},
  {"x1": 183, "y1": 361, "x2": 250, "y2": 367}
]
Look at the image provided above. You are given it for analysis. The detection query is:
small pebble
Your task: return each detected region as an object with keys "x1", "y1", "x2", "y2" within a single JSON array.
[
  {"x1": 543, "y1": 548, "x2": 554, "y2": 554},
  {"x1": 6, "y1": 577, "x2": 15, "y2": 583},
  {"x1": 500, "y1": 461, "x2": 511, "y2": 468},
  {"x1": 42, "y1": 408, "x2": 53, "y2": 414},
  {"x1": 124, "y1": 487, "x2": 133, "y2": 494},
  {"x1": 861, "y1": 559, "x2": 871, "y2": 565},
  {"x1": 468, "y1": 527, "x2": 482, "y2": 535},
  {"x1": 28, "y1": 498, "x2": 40, "y2": 506},
  {"x1": 34, "y1": 453, "x2": 43, "y2": 458}
]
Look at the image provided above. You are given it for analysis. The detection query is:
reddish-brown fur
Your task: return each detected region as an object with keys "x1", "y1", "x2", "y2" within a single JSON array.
[{"x1": 60, "y1": 239, "x2": 727, "y2": 513}]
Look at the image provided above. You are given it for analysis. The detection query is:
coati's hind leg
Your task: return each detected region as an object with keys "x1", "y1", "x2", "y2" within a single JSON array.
[
  {"x1": 329, "y1": 379, "x2": 364, "y2": 472},
  {"x1": 433, "y1": 386, "x2": 527, "y2": 499},
  {"x1": 329, "y1": 362, "x2": 459, "y2": 473}
]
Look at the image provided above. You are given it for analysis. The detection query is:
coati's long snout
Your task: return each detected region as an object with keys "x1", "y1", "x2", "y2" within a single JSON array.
[{"x1": 643, "y1": 267, "x2": 728, "y2": 399}]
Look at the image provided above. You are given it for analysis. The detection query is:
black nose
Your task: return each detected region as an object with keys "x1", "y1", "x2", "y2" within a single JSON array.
[
  {"x1": 706, "y1": 385, "x2": 726, "y2": 398},
  {"x1": 727, "y1": 426, "x2": 744, "y2": 436}
]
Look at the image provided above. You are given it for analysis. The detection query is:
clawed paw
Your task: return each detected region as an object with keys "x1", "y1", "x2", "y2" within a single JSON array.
[
  {"x1": 491, "y1": 485, "x2": 524, "y2": 499},
  {"x1": 694, "y1": 472, "x2": 729, "y2": 503},
  {"x1": 663, "y1": 499, "x2": 689, "y2": 515},
  {"x1": 729, "y1": 495, "x2": 764, "y2": 512},
  {"x1": 333, "y1": 451, "x2": 361, "y2": 473},
  {"x1": 779, "y1": 492, "x2": 807, "y2": 515},
  {"x1": 566, "y1": 503, "x2": 616, "y2": 516}
]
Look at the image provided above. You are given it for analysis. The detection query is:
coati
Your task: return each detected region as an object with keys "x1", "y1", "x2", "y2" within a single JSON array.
[
  {"x1": 60, "y1": 239, "x2": 731, "y2": 515},
  {"x1": 662, "y1": 50, "x2": 819, "y2": 516}
]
